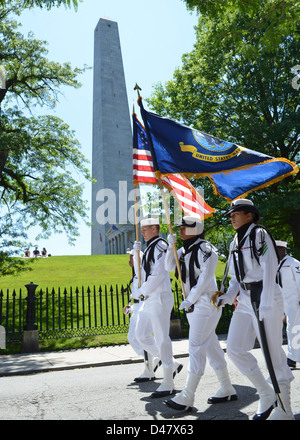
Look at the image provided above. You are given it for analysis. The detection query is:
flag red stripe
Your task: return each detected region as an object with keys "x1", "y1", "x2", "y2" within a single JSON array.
[
  {"x1": 133, "y1": 177, "x2": 158, "y2": 183},
  {"x1": 133, "y1": 165, "x2": 155, "y2": 172},
  {"x1": 165, "y1": 174, "x2": 212, "y2": 212},
  {"x1": 133, "y1": 153, "x2": 153, "y2": 161}
]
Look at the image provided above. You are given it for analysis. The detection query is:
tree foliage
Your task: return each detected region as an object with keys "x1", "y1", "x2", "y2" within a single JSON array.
[
  {"x1": 0, "y1": 2, "x2": 91, "y2": 275},
  {"x1": 0, "y1": 0, "x2": 81, "y2": 9},
  {"x1": 149, "y1": 1, "x2": 300, "y2": 257},
  {"x1": 183, "y1": 0, "x2": 299, "y2": 30}
]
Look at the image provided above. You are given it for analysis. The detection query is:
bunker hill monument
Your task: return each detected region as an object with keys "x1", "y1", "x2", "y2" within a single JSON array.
[{"x1": 91, "y1": 18, "x2": 135, "y2": 255}]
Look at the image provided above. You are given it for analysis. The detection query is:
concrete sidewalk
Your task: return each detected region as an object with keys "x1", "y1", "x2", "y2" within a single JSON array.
[
  {"x1": 0, "y1": 338, "x2": 187, "y2": 377},
  {"x1": 0, "y1": 337, "x2": 227, "y2": 377}
]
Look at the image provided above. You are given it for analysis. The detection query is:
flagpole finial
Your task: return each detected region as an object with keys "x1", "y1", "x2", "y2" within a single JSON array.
[{"x1": 134, "y1": 83, "x2": 142, "y2": 97}]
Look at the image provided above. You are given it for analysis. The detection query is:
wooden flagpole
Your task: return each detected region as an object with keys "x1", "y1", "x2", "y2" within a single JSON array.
[
  {"x1": 157, "y1": 175, "x2": 187, "y2": 300},
  {"x1": 134, "y1": 183, "x2": 142, "y2": 288},
  {"x1": 133, "y1": 103, "x2": 142, "y2": 289},
  {"x1": 133, "y1": 98, "x2": 149, "y2": 369},
  {"x1": 134, "y1": 183, "x2": 150, "y2": 370}
]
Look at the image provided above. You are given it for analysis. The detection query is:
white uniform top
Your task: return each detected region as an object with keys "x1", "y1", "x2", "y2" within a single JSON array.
[
  {"x1": 135, "y1": 237, "x2": 171, "y2": 299},
  {"x1": 277, "y1": 255, "x2": 300, "y2": 306},
  {"x1": 226, "y1": 223, "x2": 282, "y2": 312},
  {"x1": 165, "y1": 238, "x2": 218, "y2": 305}
]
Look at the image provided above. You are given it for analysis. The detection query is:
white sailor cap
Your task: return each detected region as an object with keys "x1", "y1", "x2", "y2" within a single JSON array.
[
  {"x1": 126, "y1": 248, "x2": 134, "y2": 255},
  {"x1": 176, "y1": 215, "x2": 203, "y2": 235},
  {"x1": 225, "y1": 198, "x2": 260, "y2": 220},
  {"x1": 140, "y1": 217, "x2": 160, "y2": 227},
  {"x1": 275, "y1": 240, "x2": 288, "y2": 248}
]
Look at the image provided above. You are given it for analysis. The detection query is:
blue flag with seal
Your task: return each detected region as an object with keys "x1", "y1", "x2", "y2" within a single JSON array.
[{"x1": 138, "y1": 97, "x2": 299, "y2": 201}]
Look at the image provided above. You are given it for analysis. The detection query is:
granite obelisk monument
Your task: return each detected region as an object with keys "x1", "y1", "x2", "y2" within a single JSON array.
[{"x1": 91, "y1": 18, "x2": 134, "y2": 255}]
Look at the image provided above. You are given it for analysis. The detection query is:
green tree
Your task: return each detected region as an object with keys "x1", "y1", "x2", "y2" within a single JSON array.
[
  {"x1": 0, "y1": 0, "x2": 81, "y2": 9},
  {"x1": 0, "y1": 3, "x2": 91, "y2": 275},
  {"x1": 148, "y1": 1, "x2": 300, "y2": 257},
  {"x1": 183, "y1": 0, "x2": 299, "y2": 38}
]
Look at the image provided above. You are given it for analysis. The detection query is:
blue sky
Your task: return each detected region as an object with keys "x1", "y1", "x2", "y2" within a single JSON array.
[{"x1": 18, "y1": 0, "x2": 198, "y2": 255}]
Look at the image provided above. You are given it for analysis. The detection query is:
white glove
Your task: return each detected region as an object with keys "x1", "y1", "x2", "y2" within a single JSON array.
[
  {"x1": 167, "y1": 234, "x2": 177, "y2": 245},
  {"x1": 123, "y1": 305, "x2": 132, "y2": 316},
  {"x1": 133, "y1": 241, "x2": 142, "y2": 251},
  {"x1": 212, "y1": 293, "x2": 232, "y2": 307},
  {"x1": 258, "y1": 306, "x2": 273, "y2": 321},
  {"x1": 179, "y1": 299, "x2": 192, "y2": 310},
  {"x1": 131, "y1": 286, "x2": 143, "y2": 300}
]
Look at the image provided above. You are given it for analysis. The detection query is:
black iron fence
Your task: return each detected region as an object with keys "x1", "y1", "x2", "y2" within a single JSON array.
[{"x1": 0, "y1": 281, "x2": 234, "y2": 343}]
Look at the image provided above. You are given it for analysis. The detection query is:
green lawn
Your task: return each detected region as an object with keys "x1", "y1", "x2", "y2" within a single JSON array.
[
  {"x1": 0, "y1": 255, "x2": 132, "y2": 292},
  {"x1": 0, "y1": 255, "x2": 226, "y2": 292}
]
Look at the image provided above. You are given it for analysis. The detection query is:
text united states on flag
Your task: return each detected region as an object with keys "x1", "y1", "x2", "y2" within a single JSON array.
[{"x1": 133, "y1": 113, "x2": 215, "y2": 219}]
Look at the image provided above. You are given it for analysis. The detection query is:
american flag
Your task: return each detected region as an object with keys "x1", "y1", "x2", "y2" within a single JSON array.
[
  {"x1": 133, "y1": 116, "x2": 157, "y2": 184},
  {"x1": 132, "y1": 113, "x2": 215, "y2": 219}
]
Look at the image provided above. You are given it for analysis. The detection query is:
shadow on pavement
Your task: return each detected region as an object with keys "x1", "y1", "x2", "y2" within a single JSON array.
[{"x1": 138, "y1": 384, "x2": 257, "y2": 421}]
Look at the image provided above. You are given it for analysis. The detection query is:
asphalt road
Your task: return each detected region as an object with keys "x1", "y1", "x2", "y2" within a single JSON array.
[{"x1": 0, "y1": 345, "x2": 299, "y2": 425}]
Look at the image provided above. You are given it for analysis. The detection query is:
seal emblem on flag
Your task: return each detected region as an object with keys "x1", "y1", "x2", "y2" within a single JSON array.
[{"x1": 192, "y1": 129, "x2": 233, "y2": 152}]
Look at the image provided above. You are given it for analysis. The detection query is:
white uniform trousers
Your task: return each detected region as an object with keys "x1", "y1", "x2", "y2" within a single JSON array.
[
  {"x1": 187, "y1": 297, "x2": 227, "y2": 376},
  {"x1": 285, "y1": 299, "x2": 300, "y2": 362},
  {"x1": 127, "y1": 301, "x2": 145, "y2": 357},
  {"x1": 135, "y1": 291, "x2": 174, "y2": 368},
  {"x1": 227, "y1": 294, "x2": 294, "y2": 384}
]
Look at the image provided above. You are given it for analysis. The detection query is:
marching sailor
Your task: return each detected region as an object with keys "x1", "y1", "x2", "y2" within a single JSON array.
[
  {"x1": 212, "y1": 199, "x2": 294, "y2": 420},
  {"x1": 124, "y1": 249, "x2": 161, "y2": 382},
  {"x1": 276, "y1": 240, "x2": 300, "y2": 369},
  {"x1": 164, "y1": 216, "x2": 236, "y2": 411},
  {"x1": 133, "y1": 217, "x2": 183, "y2": 398}
]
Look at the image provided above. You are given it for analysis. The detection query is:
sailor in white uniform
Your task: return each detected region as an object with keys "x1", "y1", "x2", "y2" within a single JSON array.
[
  {"x1": 276, "y1": 240, "x2": 300, "y2": 369},
  {"x1": 124, "y1": 249, "x2": 161, "y2": 382},
  {"x1": 213, "y1": 199, "x2": 294, "y2": 420},
  {"x1": 164, "y1": 216, "x2": 236, "y2": 411},
  {"x1": 133, "y1": 217, "x2": 183, "y2": 398}
]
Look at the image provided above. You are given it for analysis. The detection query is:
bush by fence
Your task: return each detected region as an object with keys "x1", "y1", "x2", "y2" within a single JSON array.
[{"x1": 0, "y1": 281, "x2": 234, "y2": 344}]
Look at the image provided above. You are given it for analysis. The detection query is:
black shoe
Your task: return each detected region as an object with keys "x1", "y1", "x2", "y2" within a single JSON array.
[
  {"x1": 287, "y1": 358, "x2": 296, "y2": 368},
  {"x1": 252, "y1": 402, "x2": 277, "y2": 420},
  {"x1": 151, "y1": 389, "x2": 175, "y2": 399},
  {"x1": 207, "y1": 394, "x2": 238, "y2": 404},
  {"x1": 164, "y1": 399, "x2": 190, "y2": 411},
  {"x1": 134, "y1": 376, "x2": 155, "y2": 383}
]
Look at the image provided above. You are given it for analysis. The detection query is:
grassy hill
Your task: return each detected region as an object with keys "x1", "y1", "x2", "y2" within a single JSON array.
[
  {"x1": 0, "y1": 255, "x2": 131, "y2": 292},
  {"x1": 0, "y1": 255, "x2": 226, "y2": 292}
]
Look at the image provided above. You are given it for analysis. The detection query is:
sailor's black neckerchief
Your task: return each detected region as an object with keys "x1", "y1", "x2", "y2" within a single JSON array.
[
  {"x1": 183, "y1": 236, "x2": 200, "y2": 253},
  {"x1": 276, "y1": 256, "x2": 288, "y2": 288},
  {"x1": 237, "y1": 222, "x2": 252, "y2": 243},
  {"x1": 175, "y1": 236, "x2": 209, "y2": 288},
  {"x1": 233, "y1": 222, "x2": 253, "y2": 282},
  {"x1": 142, "y1": 236, "x2": 164, "y2": 281},
  {"x1": 145, "y1": 236, "x2": 160, "y2": 248}
]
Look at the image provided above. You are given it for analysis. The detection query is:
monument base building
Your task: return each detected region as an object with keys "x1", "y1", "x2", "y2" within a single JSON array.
[{"x1": 106, "y1": 224, "x2": 136, "y2": 255}]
